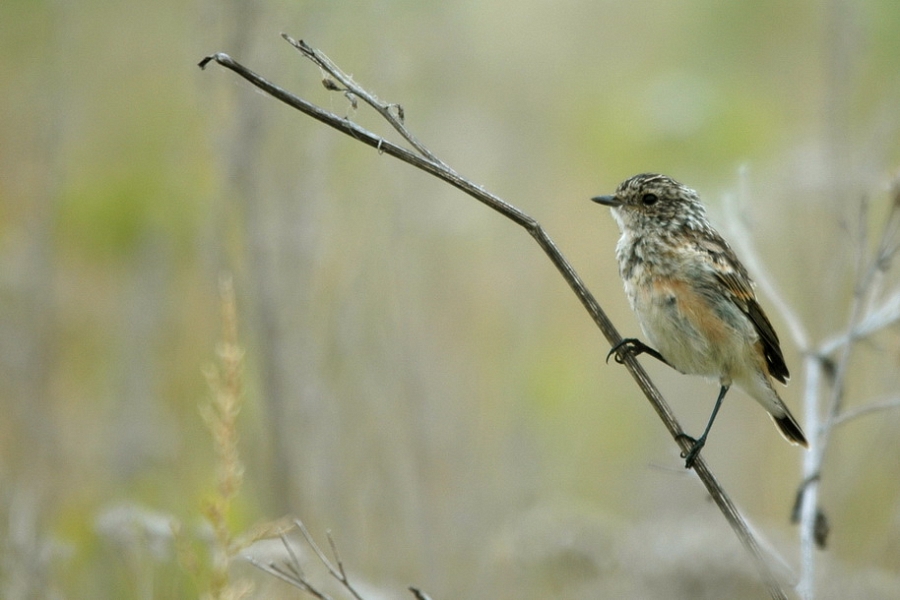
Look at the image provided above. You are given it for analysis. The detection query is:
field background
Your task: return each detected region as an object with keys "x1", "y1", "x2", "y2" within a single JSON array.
[{"x1": 2, "y1": 1, "x2": 900, "y2": 598}]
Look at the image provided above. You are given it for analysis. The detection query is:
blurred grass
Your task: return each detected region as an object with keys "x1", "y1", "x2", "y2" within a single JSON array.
[{"x1": 1, "y1": 1, "x2": 900, "y2": 598}]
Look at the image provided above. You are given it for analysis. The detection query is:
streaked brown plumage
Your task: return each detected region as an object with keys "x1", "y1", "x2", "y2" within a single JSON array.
[{"x1": 593, "y1": 173, "x2": 807, "y2": 467}]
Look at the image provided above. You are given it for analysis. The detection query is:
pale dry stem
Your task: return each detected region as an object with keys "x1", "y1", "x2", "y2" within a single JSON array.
[{"x1": 727, "y1": 170, "x2": 900, "y2": 600}]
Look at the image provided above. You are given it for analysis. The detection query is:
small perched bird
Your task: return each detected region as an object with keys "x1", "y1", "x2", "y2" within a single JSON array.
[{"x1": 592, "y1": 173, "x2": 807, "y2": 468}]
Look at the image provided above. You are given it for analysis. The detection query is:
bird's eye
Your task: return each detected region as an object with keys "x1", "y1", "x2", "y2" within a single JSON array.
[{"x1": 641, "y1": 193, "x2": 659, "y2": 206}]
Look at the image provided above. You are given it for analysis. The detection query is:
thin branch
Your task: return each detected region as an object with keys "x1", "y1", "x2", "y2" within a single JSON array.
[
  {"x1": 818, "y1": 290, "x2": 900, "y2": 355},
  {"x1": 797, "y1": 355, "x2": 823, "y2": 600},
  {"x1": 722, "y1": 168, "x2": 810, "y2": 351},
  {"x1": 293, "y1": 521, "x2": 365, "y2": 600},
  {"x1": 247, "y1": 521, "x2": 381, "y2": 600},
  {"x1": 200, "y1": 39, "x2": 789, "y2": 600},
  {"x1": 279, "y1": 530, "x2": 305, "y2": 580},
  {"x1": 325, "y1": 532, "x2": 354, "y2": 594},
  {"x1": 408, "y1": 588, "x2": 434, "y2": 600},
  {"x1": 813, "y1": 183, "x2": 900, "y2": 450},
  {"x1": 832, "y1": 396, "x2": 900, "y2": 428},
  {"x1": 724, "y1": 167, "x2": 900, "y2": 598},
  {"x1": 246, "y1": 556, "x2": 331, "y2": 599},
  {"x1": 797, "y1": 175, "x2": 900, "y2": 598},
  {"x1": 281, "y1": 34, "x2": 448, "y2": 169}
]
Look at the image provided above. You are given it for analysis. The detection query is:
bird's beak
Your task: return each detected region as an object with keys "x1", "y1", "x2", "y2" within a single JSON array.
[{"x1": 591, "y1": 195, "x2": 621, "y2": 207}]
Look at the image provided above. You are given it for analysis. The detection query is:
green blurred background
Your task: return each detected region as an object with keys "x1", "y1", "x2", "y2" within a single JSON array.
[{"x1": 2, "y1": 0, "x2": 900, "y2": 598}]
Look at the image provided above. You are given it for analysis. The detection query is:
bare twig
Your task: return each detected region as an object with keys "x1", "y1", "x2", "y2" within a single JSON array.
[
  {"x1": 797, "y1": 354, "x2": 824, "y2": 599},
  {"x1": 819, "y1": 184, "x2": 900, "y2": 423},
  {"x1": 832, "y1": 396, "x2": 900, "y2": 428},
  {"x1": 796, "y1": 175, "x2": 900, "y2": 598},
  {"x1": 249, "y1": 556, "x2": 331, "y2": 600},
  {"x1": 818, "y1": 290, "x2": 900, "y2": 354},
  {"x1": 281, "y1": 34, "x2": 447, "y2": 169},
  {"x1": 249, "y1": 520, "x2": 432, "y2": 600},
  {"x1": 294, "y1": 520, "x2": 365, "y2": 600},
  {"x1": 200, "y1": 38, "x2": 790, "y2": 599},
  {"x1": 723, "y1": 167, "x2": 811, "y2": 351},
  {"x1": 278, "y1": 530, "x2": 305, "y2": 580},
  {"x1": 725, "y1": 169, "x2": 900, "y2": 596},
  {"x1": 408, "y1": 587, "x2": 434, "y2": 600},
  {"x1": 247, "y1": 527, "x2": 333, "y2": 599}
]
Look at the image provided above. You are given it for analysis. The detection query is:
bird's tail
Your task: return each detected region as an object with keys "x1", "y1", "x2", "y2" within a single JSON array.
[{"x1": 771, "y1": 409, "x2": 808, "y2": 447}]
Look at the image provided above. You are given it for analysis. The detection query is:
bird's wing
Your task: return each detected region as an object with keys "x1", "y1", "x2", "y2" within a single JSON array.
[{"x1": 697, "y1": 232, "x2": 791, "y2": 384}]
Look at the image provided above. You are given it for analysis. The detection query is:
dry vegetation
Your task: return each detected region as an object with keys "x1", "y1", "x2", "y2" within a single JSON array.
[{"x1": 1, "y1": 1, "x2": 900, "y2": 599}]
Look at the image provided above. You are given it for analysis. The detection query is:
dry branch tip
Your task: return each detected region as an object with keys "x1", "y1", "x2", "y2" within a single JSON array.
[
  {"x1": 198, "y1": 54, "x2": 220, "y2": 69},
  {"x1": 281, "y1": 33, "x2": 314, "y2": 58}
]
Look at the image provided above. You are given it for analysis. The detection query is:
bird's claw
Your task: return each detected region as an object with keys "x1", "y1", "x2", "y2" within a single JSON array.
[
  {"x1": 606, "y1": 338, "x2": 671, "y2": 368},
  {"x1": 675, "y1": 433, "x2": 705, "y2": 469},
  {"x1": 606, "y1": 338, "x2": 646, "y2": 364}
]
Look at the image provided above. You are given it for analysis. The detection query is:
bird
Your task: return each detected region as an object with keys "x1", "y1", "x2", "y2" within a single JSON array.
[{"x1": 592, "y1": 173, "x2": 807, "y2": 468}]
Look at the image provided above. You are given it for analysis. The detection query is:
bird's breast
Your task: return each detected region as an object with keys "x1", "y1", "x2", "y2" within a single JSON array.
[{"x1": 626, "y1": 274, "x2": 747, "y2": 378}]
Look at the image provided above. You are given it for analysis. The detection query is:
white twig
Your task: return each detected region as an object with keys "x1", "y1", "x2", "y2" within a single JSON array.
[
  {"x1": 819, "y1": 291, "x2": 900, "y2": 354},
  {"x1": 797, "y1": 355, "x2": 824, "y2": 600},
  {"x1": 722, "y1": 168, "x2": 810, "y2": 351},
  {"x1": 723, "y1": 168, "x2": 900, "y2": 599},
  {"x1": 832, "y1": 396, "x2": 900, "y2": 428},
  {"x1": 294, "y1": 520, "x2": 366, "y2": 600},
  {"x1": 797, "y1": 175, "x2": 900, "y2": 599},
  {"x1": 247, "y1": 520, "x2": 393, "y2": 600}
]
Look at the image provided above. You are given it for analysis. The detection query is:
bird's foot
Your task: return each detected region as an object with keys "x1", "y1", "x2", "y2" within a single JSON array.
[
  {"x1": 606, "y1": 338, "x2": 668, "y2": 365},
  {"x1": 675, "y1": 433, "x2": 706, "y2": 469}
]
